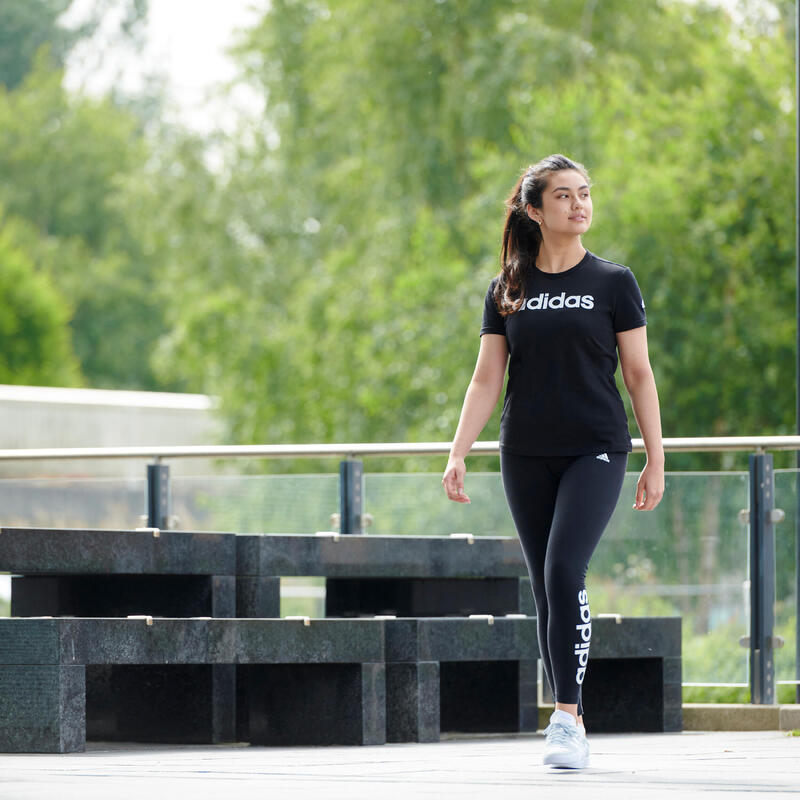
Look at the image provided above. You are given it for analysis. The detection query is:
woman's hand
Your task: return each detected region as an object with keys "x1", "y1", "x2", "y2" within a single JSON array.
[
  {"x1": 633, "y1": 460, "x2": 664, "y2": 510},
  {"x1": 442, "y1": 456, "x2": 471, "y2": 503}
]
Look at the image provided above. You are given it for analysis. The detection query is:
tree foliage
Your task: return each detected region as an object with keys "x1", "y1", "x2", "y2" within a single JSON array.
[
  {"x1": 0, "y1": 211, "x2": 81, "y2": 385},
  {"x1": 142, "y1": 0, "x2": 796, "y2": 470},
  {"x1": 0, "y1": 0, "x2": 795, "y2": 471}
]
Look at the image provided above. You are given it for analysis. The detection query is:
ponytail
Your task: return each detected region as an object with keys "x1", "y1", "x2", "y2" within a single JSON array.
[{"x1": 494, "y1": 154, "x2": 590, "y2": 316}]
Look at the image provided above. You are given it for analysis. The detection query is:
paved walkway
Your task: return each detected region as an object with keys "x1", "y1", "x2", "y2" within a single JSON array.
[{"x1": 0, "y1": 730, "x2": 798, "y2": 799}]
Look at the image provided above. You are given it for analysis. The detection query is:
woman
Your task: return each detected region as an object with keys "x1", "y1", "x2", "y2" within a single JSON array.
[{"x1": 441, "y1": 154, "x2": 664, "y2": 769}]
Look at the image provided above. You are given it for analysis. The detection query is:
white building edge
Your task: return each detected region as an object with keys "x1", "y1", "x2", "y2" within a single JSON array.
[{"x1": 0, "y1": 384, "x2": 225, "y2": 477}]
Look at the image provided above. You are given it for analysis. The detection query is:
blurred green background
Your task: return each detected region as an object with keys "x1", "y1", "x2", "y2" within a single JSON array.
[
  {"x1": 0, "y1": 0, "x2": 796, "y2": 473},
  {"x1": 0, "y1": 0, "x2": 798, "y2": 701}
]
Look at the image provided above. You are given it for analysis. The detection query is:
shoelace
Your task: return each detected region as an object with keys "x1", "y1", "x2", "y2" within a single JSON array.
[{"x1": 543, "y1": 722, "x2": 576, "y2": 748}]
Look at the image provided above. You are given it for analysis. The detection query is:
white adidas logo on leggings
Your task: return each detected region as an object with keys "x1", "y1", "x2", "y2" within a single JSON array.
[
  {"x1": 574, "y1": 589, "x2": 591, "y2": 684},
  {"x1": 596, "y1": 453, "x2": 610, "y2": 462}
]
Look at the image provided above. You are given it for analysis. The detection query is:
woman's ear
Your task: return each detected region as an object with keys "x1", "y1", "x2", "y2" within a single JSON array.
[{"x1": 526, "y1": 204, "x2": 540, "y2": 224}]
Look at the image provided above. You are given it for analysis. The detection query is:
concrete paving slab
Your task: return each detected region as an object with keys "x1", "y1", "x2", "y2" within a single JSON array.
[{"x1": 0, "y1": 730, "x2": 797, "y2": 800}]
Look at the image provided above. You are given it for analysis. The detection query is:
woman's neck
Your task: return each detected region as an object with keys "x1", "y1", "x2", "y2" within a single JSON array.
[{"x1": 536, "y1": 239, "x2": 586, "y2": 273}]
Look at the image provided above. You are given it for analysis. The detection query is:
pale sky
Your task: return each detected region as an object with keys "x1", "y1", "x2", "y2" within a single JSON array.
[
  {"x1": 62, "y1": 0, "x2": 265, "y2": 134},
  {"x1": 58, "y1": 0, "x2": 777, "y2": 136}
]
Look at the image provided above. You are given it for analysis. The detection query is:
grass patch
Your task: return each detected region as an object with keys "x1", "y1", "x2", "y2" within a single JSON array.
[{"x1": 683, "y1": 684, "x2": 797, "y2": 704}]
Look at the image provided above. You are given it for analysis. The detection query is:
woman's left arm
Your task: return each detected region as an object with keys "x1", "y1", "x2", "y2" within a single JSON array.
[{"x1": 617, "y1": 325, "x2": 665, "y2": 511}]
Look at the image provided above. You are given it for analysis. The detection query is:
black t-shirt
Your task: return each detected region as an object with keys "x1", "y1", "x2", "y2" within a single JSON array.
[{"x1": 480, "y1": 248, "x2": 647, "y2": 456}]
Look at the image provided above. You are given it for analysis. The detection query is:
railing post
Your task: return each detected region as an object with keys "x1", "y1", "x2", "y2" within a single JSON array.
[
  {"x1": 146, "y1": 462, "x2": 171, "y2": 530},
  {"x1": 747, "y1": 453, "x2": 777, "y2": 704},
  {"x1": 796, "y1": 462, "x2": 800, "y2": 704},
  {"x1": 339, "y1": 459, "x2": 363, "y2": 535}
]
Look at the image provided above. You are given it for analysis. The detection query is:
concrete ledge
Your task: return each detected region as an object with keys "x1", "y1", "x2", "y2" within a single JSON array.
[
  {"x1": 779, "y1": 705, "x2": 800, "y2": 731},
  {"x1": 683, "y1": 704, "x2": 800, "y2": 731}
]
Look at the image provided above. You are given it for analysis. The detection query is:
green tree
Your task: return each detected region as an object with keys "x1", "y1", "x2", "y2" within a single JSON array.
[
  {"x1": 0, "y1": 57, "x2": 174, "y2": 389},
  {"x1": 0, "y1": 0, "x2": 148, "y2": 90},
  {"x1": 0, "y1": 214, "x2": 81, "y2": 385},
  {"x1": 152, "y1": 0, "x2": 794, "y2": 476}
]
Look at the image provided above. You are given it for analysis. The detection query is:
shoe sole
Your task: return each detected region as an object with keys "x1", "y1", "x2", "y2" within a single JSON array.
[{"x1": 543, "y1": 753, "x2": 589, "y2": 769}]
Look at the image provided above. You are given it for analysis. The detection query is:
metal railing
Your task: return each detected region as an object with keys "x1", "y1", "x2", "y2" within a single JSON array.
[{"x1": 0, "y1": 434, "x2": 798, "y2": 706}]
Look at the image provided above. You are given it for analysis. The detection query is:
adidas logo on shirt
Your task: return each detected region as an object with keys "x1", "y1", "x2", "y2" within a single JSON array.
[
  {"x1": 521, "y1": 292, "x2": 595, "y2": 311},
  {"x1": 596, "y1": 453, "x2": 610, "y2": 462}
]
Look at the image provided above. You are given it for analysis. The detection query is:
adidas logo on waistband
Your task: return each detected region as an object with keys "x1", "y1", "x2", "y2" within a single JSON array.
[{"x1": 596, "y1": 453, "x2": 610, "y2": 462}]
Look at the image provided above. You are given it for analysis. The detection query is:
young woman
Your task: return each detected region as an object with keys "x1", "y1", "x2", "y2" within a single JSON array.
[{"x1": 441, "y1": 154, "x2": 664, "y2": 769}]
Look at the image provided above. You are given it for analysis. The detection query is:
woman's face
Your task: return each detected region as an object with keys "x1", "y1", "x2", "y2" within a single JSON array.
[{"x1": 526, "y1": 169, "x2": 592, "y2": 236}]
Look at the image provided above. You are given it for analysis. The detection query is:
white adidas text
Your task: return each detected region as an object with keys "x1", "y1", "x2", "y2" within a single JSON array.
[
  {"x1": 574, "y1": 589, "x2": 591, "y2": 685},
  {"x1": 522, "y1": 292, "x2": 595, "y2": 311}
]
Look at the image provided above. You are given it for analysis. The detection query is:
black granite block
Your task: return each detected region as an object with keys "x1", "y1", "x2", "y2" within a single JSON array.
[
  {"x1": 589, "y1": 617, "x2": 681, "y2": 659},
  {"x1": 238, "y1": 662, "x2": 385, "y2": 745},
  {"x1": 325, "y1": 577, "x2": 524, "y2": 618},
  {"x1": 663, "y1": 656, "x2": 682, "y2": 684},
  {"x1": 383, "y1": 617, "x2": 539, "y2": 663},
  {"x1": 360, "y1": 662, "x2": 386, "y2": 746},
  {"x1": 386, "y1": 661, "x2": 439, "y2": 743},
  {"x1": 236, "y1": 534, "x2": 527, "y2": 578},
  {"x1": 212, "y1": 618, "x2": 385, "y2": 665},
  {"x1": 440, "y1": 660, "x2": 520, "y2": 733},
  {"x1": 415, "y1": 618, "x2": 539, "y2": 662},
  {"x1": 85, "y1": 665, "x2": 216, "y2": 744},
  {"x1": 11, "y1": 575, "x2": 232, "y2": 619},
  {"x1": 664, "y1": 707, "x2": 683, "y2": 732},
  {"x1": 518, "y1": 577, "x2": 535, "y2": 616},
  {"x1": 236, "y1": 576, "x2": 280, "y2": 617},
  {"x1": 663, "y1": 681, "x2": 683, "y2": 709},
  {"x1": 518, "y1": 658, "x2": 539, "y2": 732},
  {"x1": 212, "y1": 664, "x2": 237, "y2": 743},
  {"x1": 61, "y1": 619, "x2": 212, "y2": 665},
  {"x1": 0, "y1": 618, "x2": 390, "y2": 751},
  {"x1": 0, "y1": 618, "x2": 60, "y2": 664},
  {"x1": 383, "y1": 618, "x2": 539, "y2": 740},
  {"x1": 211, "y1": 576, "x2": 236, "y2": 618},
  {"x1": 0, "y1": 528, "x2": 236, "y2": 575},
  {"x1": 0, "y1": 665, "x2": 85, "y2": 753},
  {"x1": 384, "y1": 619, "x2": 421, "y2": 663},
  {"x1": 582, "y1": 657, "x2": 664, "y2": 733}
]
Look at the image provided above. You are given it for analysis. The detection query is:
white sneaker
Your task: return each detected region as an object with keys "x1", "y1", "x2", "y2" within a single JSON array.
[{"x1": 542, "y1": 709, "x2": 590, "y2": 769}]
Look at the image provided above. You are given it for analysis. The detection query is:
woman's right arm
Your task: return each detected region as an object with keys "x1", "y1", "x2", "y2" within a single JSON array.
[{"x1": 441, "y1": 333, "x2": 509, "y2": 503}]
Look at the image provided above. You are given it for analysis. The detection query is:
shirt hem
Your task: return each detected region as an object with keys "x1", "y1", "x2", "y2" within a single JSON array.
[{"x1": 499, "y1": 441, "x2": 632, "y2": 457}]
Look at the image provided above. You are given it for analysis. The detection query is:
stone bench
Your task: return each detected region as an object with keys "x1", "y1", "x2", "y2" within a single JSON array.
[
  {"x1": 0, "y1": 617, "x2": 386, "y2": 753},
  {"x1": 379, "y1": 615, "x2": 682, "y2": 740},
  {"x1": 580, "y1": 615, "x2": 682, "y2": 733},
  {"x1": 1, "y1": 528, "x2": 534, "y2": 619},
  {"x1": 383, "y1": 615, "x2": 539, "y2": 742},
  {"x1": 237, "y1": 532, "x2": 534, "y2": 618},
  {"x1": 0, "y1": 527, "x2": 236, "y2": 618}
]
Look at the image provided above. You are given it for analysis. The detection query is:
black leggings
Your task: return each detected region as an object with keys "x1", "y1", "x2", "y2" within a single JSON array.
[{"x1": 500, "y1": 449, "x2": 627, "y2": 717}]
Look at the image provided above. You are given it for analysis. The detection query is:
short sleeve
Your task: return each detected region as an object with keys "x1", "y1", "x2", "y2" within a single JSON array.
[
  {"x1": 613, "y1": 268, "x2": 647, "y2": 332},
  {"x1": 480, "y1": 278, "x2": 506, "y2": 336}
]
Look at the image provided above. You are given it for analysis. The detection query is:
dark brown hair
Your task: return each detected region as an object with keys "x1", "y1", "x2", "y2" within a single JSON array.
[{"x1": 494, "y1": 154, "x2": 591, "y2": 316}]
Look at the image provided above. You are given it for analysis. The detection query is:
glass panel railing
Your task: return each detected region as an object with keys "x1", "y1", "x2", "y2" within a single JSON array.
[
  {"x1": 0, "y1": 467, "x2": 766, "y2": 690},
  {"x1": 365, "y1": 469, "x2": 751, "y2": 686},
  {"x1": 774, "y1": 469, "x2": 799, "y2": 702},
  {"x1": 171, "y1": 474, "x2": 340, "y2": 534},
  {"x1": 0, "y1": 476, "x2": 146, "y2": 529},
  {"x1": 586, "y1": 470, "x2": 750, "y2": 687},
  {"x1": 363, "y1": 472, "x2": 512, "y2": 536}
]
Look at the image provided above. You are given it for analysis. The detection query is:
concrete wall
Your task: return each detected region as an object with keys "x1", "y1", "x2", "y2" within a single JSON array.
[{"x1": 0, "y1": 385, "x2": 226, "y2": 477}]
